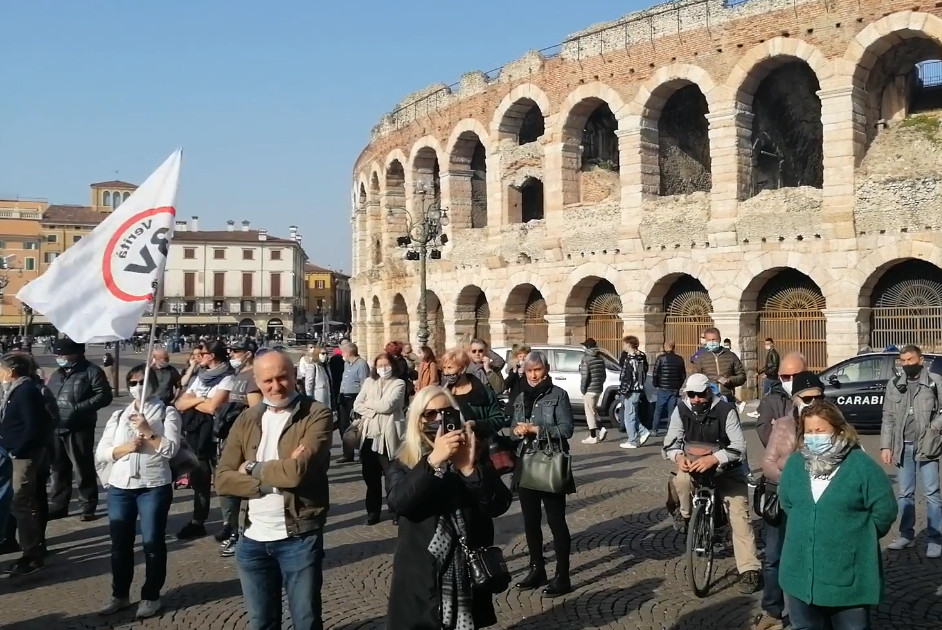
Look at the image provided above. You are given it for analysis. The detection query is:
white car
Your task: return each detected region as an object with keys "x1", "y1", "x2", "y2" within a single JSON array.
[{"x1": 492, "y1": 344, "x2": 655, "y2": 421}]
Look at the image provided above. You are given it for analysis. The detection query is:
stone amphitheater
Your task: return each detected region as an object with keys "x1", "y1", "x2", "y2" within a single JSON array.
[{"x1": 350, "y1": 0, "x2": 942, "y2": 394}]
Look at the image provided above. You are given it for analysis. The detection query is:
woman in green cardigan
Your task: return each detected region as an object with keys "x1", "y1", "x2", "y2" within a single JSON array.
[{"x1": 779, "y1": 401, "x2": 897, "y2": 630}]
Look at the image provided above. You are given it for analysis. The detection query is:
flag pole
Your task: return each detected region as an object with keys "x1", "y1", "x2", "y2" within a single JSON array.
[{"x1": 138, "y1": 277, "x2": 163, "y2": 410}]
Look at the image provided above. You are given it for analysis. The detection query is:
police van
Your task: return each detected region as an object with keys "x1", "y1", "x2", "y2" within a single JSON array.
[{"x1": 821, "y1": 351, "x2": 942, "y2": 431}]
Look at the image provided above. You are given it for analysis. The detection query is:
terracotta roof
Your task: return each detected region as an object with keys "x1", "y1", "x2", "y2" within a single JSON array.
[
  {"x1": 90, "y1": 180, "x2": 137, "y2": 188},
  {"x1": 42, "y1": 205, "x2": 106, "y2": 226},
  {"x1": 172, "y1": 230, "x2": 300, "y2": 246},
  {"x1": 305, "y1": 263, "x2": 349, "y2": 278}
]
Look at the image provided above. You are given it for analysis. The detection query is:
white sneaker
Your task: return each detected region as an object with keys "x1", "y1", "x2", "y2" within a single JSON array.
[
  {"x1": 581, "y1": 435, "x2": 599, "y2": 445},
  {"x1": 638, "y1": 429, "x2": 651, "y2": 446},
  {"x1": 928, "y1": 543, "x2": 942, "y2": 559},
  {"x1": 99, "y1": 597, "x2": 132, "y2": 615},
  {"x1": 598, "y1": 427, "x2": 608, "y2": 442},
  {"x1": 747, "y1": 411, "x2": 760, "y2": 419},
  {"x1": 136, "y1": 599, "x2": 163, "y2": 619},
  {"x1": 887, "y1": 537, "x2": 915, "y2": 550},
  {"x1": 737, "y1": 402, "x2": 747, "y2": 414},
  {"x1": 620, "y1": 440, "x2": 638, "y2": 449}
]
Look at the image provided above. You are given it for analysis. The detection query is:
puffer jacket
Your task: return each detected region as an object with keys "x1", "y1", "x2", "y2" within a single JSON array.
[
  {"x1": 761, "y1": 413, "x2": 797, "y2": 483},
  {"x1": 652, "y1": 351, "x2": 686, "y2": 392},
  {"x1": 880, "y1": 369, "x2": 942, "y2": 464},
  {"x1": 579, "y1": 348, "x2": 607, "y2": 395},
  {"x1": 693, "y1": 348, "x2": 746, "y2": 398},
  {"x1": 46, "y1": 359, "x2": 113, "y2": 433},
  {"x1": 756, "y1": 382, "x2": 792, "y2": 447}
]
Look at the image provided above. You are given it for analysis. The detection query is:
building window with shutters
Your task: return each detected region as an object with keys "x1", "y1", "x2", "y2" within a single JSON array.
[
  {"x1": 43, "y1": 252, "x2": 57, "y2": 264},
  {"x1": 184, "y1": 272, "x2": 196, "y2": 297},
  {"x1": 242, "y1": 272, "x2": 253, "y2": 297},
  {"x1": 315, "y1": 280, "x2": 325, "y2": 289},
  {"x1": 214, "y1": 248, "x2": 225, "y2": 260},
  {"x1": 270, "y1": 272, "x2": 281, "y2": 298},
  {"x1": 213, "y1": 272, "x2": 225, "y2": 297},
  {"x1": 243, "y1": 249, "x2": 254, "y2": 260},
  {"x1": 271, "y1": 249, "x2": 282, "y2": 261},
  {"x1": 46, "y1": 234, "x2": 58, "y2": 243},
  {"x1": 25, "y1": 258, "x2": 36, "y2": 271},
  {"x1": 183, "y1": 248, "x2": 196, "y2": 259}
]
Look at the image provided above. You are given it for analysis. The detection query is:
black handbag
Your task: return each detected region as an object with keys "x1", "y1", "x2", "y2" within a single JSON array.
[
  {"x1": 515, "y1": 430, "x2": 576, "y2": 495},
  {"x1": 458, "y1": 536, "x2": 511, "y2": 594},
  {"x1": 752, "y1": 476, "x2": 783, "y2": 526}
]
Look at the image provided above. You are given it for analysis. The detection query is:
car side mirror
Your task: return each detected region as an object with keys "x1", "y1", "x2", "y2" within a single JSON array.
[{"x1": 827, "y1": 374, "x2": 840, "y2": 387}]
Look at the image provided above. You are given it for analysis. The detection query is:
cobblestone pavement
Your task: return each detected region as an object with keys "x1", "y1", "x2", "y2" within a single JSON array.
[{"x1": 0, "y1": 408, "x2": 939, "y2": 629}]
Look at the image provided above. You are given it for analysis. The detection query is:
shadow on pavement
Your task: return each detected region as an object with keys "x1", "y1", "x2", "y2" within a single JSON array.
[{"x1": 503, "y1": 581, "x2": 663, "y2": 629}]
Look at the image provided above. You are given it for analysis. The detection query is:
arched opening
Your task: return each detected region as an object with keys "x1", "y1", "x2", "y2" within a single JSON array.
[
  {"x1": 425, "y1": 290, "x2": 446, "y2": 357},
  {"x1": 508, "y1": 177, "x2": 544, "y2": 223},
  {"x1": 869, "y1": 259, "x2": 942, "y2": 351},
  {"x1": 752, "y1": 269, "x2": 828, "y2": 373},
  {"x1": 746, "y1": 59, "x2": 823, "y2": 198},
  {"x1": 102, "y1": 191, "x2": 111, "y2": 207},
  {"x1": 386, "y1": 159, "x2": 406, "y2": 202},
  {"x1": 580, "y1": 279, "x2": 623, "y2": 357},
  {"x1": 113, "y1": 192, "x2": 122, "y2": 209},
  {"x1": 238, "y1": 318, "x2": 257, "y2": 336},
  {"x1": 663, "y1": 275, "x2": 714, "y2": 372},
  {"x1": 474, "y1": 293, "x2": 491, "y2": 345},
  {"x1": 389, "y1": 293, "x2": 410, "y2": 344},
  {"x1": 658, "y1": 84, "x2": 711, "y2": 196},
  {"x1": 450, "y1": 132, "x2": 487, "y2": 229},
  {"x1": 358, "y1": 183, "x2": 367, "y2": 207},
  {"x1": 370, "y1": 172, "x2": 380, "y2": 196},
  {"x1": 455, "y1": 285, "x2": 489, "y2": 345},
  {"x1": 413, "y1": 147, "x2": 441, "y2": 202},
  {"x1": 504, "y1": 284, "x2": 548, "y2": 345},
  {"x1": 369, "y1": 295, "x2": 383, "y2": 358},
  {"x1": 499, "y1": 98, "x2": 545, "y2": 144},
  {"x1": 562, "y1": 97, "x2": 620, "y2": 204},
  {"x1": 372, "y1": 238, "x2": 381, "y2": 266},
  {"x1": 123, "y1": 191, "x2": 131, "y2": 201},
  {"x1": 266, "y1": 318, "x2": 284, "y2": 339}
]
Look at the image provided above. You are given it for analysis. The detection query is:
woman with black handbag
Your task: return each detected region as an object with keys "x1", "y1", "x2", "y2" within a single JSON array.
[
  {"x1": 386, "y1": 385, "x2": 513, "y2": 630},
  {"x1": 510, "y1": 351, "x2": 575, "y2": 597}
]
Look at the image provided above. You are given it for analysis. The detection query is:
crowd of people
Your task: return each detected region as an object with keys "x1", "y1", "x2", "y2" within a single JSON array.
[{"x1": 0, "y1": 330, "x2": 937, "y2": 629}]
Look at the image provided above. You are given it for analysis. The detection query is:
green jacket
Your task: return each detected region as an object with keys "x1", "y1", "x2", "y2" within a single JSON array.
[{"x1": 779, "y1": 448, "x2": 897, "y2": 608}]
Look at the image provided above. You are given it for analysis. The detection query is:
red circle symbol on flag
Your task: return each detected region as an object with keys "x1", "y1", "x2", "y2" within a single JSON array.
[{"x1": 102, "y1": 206, "x2": 176, "y2": 302}]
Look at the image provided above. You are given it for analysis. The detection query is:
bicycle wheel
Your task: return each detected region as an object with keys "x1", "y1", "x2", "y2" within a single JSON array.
[{"x1": 686, "y1": 502, "x2": 715, "y2": 597}]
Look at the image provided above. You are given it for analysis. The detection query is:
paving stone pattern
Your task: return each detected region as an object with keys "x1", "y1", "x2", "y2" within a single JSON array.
[{"x1": 0, "y1": 416, "x2": 938, "y2": 629}]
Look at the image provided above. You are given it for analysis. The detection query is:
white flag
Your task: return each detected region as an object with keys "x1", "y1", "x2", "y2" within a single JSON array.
[{"x1": 18, "y1": 149, "x2": 182, "y2": 343}]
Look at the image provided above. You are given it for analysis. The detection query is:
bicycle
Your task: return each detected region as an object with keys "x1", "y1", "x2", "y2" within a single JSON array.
[{"x1": 685, "y1": 469, "x2": 731, "y2": 597}]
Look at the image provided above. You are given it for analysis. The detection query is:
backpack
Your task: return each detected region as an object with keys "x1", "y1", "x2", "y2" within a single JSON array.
[{"x1": 213, "y1": 401, "x2": 248, "y2": 441}]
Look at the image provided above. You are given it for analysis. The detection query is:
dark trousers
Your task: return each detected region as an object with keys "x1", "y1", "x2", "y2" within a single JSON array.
[
  {"x1": 761, "y1": 515, "x2": 786, "y2": 619},
  {"x1": 190, "y1": 457, "x2": 216, "y2": 523},
  {"x1": 653, "y1": 389, "x2": 678, "y2": 432},
  {"x1": 786, "y1": 594, "x2": 869, "y2": 630},
  {"x1": 359, "y1": 439, "x2": 390, "y2": 516},
  {"x1": 108, "y1": 484, "x2": 172, "y2": 601},
  {"x1": 237, "y1": 530, "x2": 324, "y2": 630},
  {"x1": 518, "y1": 487, "x2": 571, "y2": 576},
  {"x1": 11, "y1": 453, "x2": 46, "y2": 560},
  {"x1": 50, "y1": 429, "x2": 98, "y2": 514},
  {"x1": 219, "y1": 495, "x2": 241, "y2": 533},
  {"x1": 337, "y1": 395, "x2": 357, "y2": 459}
]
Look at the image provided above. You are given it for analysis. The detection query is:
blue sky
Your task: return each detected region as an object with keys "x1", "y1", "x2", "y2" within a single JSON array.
[{"x1": 0, "y1": 0, "x2": 643, "y2": 272}]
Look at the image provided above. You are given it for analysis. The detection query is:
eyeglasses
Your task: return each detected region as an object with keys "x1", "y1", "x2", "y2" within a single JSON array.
[
  {"x1": 779, "y1": 374, "x2": 800, "y2": 381},
  {"x1": 799, "y1": 394, "x2": 825, "y2": 404},
  {"x1": 469, "y1": 349, "x2": 485, "y2": 354},
  {"x1": 421, "y1": 407, "x2": 451, "y2": 420},
  {"x1": 686, "y1": 391, "x2": 710, "y2": 400},
  {"x1": 128, "y1": 379, "x2": 144, "y2": 387}
]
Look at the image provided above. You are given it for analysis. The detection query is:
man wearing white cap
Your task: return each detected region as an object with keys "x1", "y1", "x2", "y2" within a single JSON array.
[{"x1": 662, "y1": 372, "x2": 762, "y2": 594}]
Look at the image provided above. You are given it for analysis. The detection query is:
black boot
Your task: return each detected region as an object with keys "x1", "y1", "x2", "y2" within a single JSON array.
[
  {"x1": 542, "y1": 574, "x2": 572, "y2": 597},
  {"x1": 515, "y1": 564, "x2": 547, "y2": 590}
]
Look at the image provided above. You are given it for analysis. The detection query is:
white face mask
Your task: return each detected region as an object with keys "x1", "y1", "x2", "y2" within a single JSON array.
[
  {"x1": 377, "y1": 366, "x2": 393, "y2": 379},
  {"x1": 129, "y1": 384, "x2": 143, "y2": 400},
  {"x1": 781, "y1": 380, "x2": 794, "y2": 396},
  {"x1": 230, "y1": 358, "x2": 243, "y2": 370}
]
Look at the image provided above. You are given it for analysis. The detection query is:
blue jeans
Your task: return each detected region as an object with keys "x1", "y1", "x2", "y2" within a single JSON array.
[
  {"x1": 237, "y1": 530, "x2": 325, "y2": 630},
  {"x1": 652, "y1": 389, "x2": 677, "y2": 433},
  {"x1": 761, "y1": 514, "x2": 786, "y2": 619},
  {"x1": 620, "y1": 393, "x2": 643, "y2": 442},
  {"x1": 107, "y1": 484, "x2": 173, "y2": 600},
  {"x1": 786, "y1": 594, "x2": 869, "y2": 630},
  {"x1": 763, "y1": 378, "x2": 775, "y2": 396},
  {"x1": 0, "y1": 447, "x2": 12, "y2": 540},
  {"x1": 897, "y1": 442, "x2": 942, "y2": 544}
]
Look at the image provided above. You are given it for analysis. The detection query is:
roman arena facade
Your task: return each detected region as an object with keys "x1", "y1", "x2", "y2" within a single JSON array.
[{"x1": 349, "y1": 0, "x2": 942, "y2": 396}]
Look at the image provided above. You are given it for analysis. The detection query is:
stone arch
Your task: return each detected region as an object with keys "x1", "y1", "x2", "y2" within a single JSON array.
[
  {"x1": 645, "y1": 273, "x2": 715, "y2": 370},
  {"x1": 370, "y1": 170, "x2": 381, "y2": 196},
  {"x1": 503, "y1": 283, "x2": 549, "y2": 345},
  {"x1": 410, "y1": 141, "x2": 442, "y2": 201},
  {"x1": 633, "y1": 64, "x2": 719, "y2": 118},
  {"x1": 492, "y1": 83, "x2": 552, "y2": 142},
  {"x1": 728, "y1": 37, "x2": 833, "y2": 107},
  {"x1": 389, "y1": 293, "x2": 410, "y2": 346},
  {"x1": 557, "y1": 83, "x2": 627, "y2": 205},
  {"x1": 367, "y1": 295, "x2": 384, "y2": 359},
  {"x1": 740, "y1": 267, "x2": 829, "y2": 372},
  {"x1": 566, "y1": 276, "x2": 623, "y2": 356},
  {"x1": 424, "y1": 290, "x2": 447, "y2": 357},
  {"x1": 864, "y1": 258, "x2": 942, "y2": 352},
  {"x1": 446, "y1": 121, "x2": 489, "y2": 229},
  {"x1": 357, "y1": 180, "x2": 368, "y2": 207},
  {"x1": 508, "y1": 177, "x2": 544, "y2": 223},
  {"x1": 455, "y1": 285, "x2": 491, "y2": 346},
  {"x1": 843, "y1": 12, "x2": 942, "y2": 149}
]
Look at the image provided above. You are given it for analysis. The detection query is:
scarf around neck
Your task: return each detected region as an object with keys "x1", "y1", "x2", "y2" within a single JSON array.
[
  {"x1": 799, "y1": 436, "x2": 855, "y2": 479},
  {"x1": 520, "y1": 377, "x2": 553, "y2": 420},
  {"x1": 427, "y1": 503, "x2": 474, "y2": 630},
  {"x1": 197, "y1": 362, "x2": 232, "y2": 389}
]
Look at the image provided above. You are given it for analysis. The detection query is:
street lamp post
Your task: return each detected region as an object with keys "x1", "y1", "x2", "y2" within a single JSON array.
[{"x1": 388, "y1": 181, "x2": 449, "y2": 348}]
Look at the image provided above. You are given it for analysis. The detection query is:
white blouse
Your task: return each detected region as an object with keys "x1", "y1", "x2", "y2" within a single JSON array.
[{"x1": 95, "y1": 400, "x2": 182, "y2": 489}]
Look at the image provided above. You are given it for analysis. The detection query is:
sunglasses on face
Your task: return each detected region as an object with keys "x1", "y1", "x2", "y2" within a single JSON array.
[
  {"x1": 128, "y1": 379, "x2": 144, "y2": 387},
  {"x1": 469, "y1": 349, "x2": 485, "y2": 354},
  {"x1": 686, "y1": 391, "x2": 710, "y2": 399},
  {"x1": 421, "y1": 407, "x2": 451, "y2": 420},
  {"x1": 780, "y1": 374, "x2": 796, "y2": 381},
  {"x1": 799, "y1": 394, "x2": 825, "y2": 404}
]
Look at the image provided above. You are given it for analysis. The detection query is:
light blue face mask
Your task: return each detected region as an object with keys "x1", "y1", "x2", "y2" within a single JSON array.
[
  {"x1": 56, "y1": 358, "x2": 74, "y2": 369},
  {"x1": 705, "y1": 341, "x2": 721, "y2": 352},
  {"x1": 804, "y1": 434, "x2": 833, "y2": 454}
]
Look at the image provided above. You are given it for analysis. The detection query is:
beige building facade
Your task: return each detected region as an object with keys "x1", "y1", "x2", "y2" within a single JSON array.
[{"x1": 348, "y1": 2, "x2": 942, "y2": 395}]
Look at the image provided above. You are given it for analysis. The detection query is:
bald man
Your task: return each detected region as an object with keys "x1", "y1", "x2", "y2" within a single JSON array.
[
  {"x1": 755, "y1": 351, "x2": 806, "y2": 447},
  {"x1": 150, "y1": 348, "x2": 181, "y2": 405},
  {"x1": 216, "y1": 351, "x2": 333, "y2": 630}
]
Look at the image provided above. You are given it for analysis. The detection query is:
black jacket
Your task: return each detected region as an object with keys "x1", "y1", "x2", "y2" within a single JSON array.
[
  {"x1": 386, "y1": 457, "x2": 513, "y2": 630},
  {"x1": 760, "y1": 348, "x2": 781, "y2": 379},
  {"x1": 579, "y1": 348, "x2": 607, "y2": 395},
  {"x1": 0, "y1": 378, "x2": 51, "y2": 458},
  {"x1": 47, "y1": 359, "x2": 113, "y2": 433},
  {"x1": 652, "y1": 351, "x2": 686, "y2": 391},
  {"x1": 756, "y1": 382, "x2": 792, "y2": 447}
]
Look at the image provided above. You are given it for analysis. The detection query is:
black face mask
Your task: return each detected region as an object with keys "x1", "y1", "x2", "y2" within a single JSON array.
[
  {"x1": 903, "y1": 364, "x2": 923, "y2": 379},
  {"x1": 691, "y1": 400, "x2": 711, "y2": 415}
]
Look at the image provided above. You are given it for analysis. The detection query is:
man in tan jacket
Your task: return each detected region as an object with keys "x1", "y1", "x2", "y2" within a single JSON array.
[{"x1": 216, "y1": 351, "x2": 333, "y2": 630}]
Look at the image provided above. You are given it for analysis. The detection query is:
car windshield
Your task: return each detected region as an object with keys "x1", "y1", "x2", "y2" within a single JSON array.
[{"x1": 598, "y1": 349, "x2": 620, "y2": 371}]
